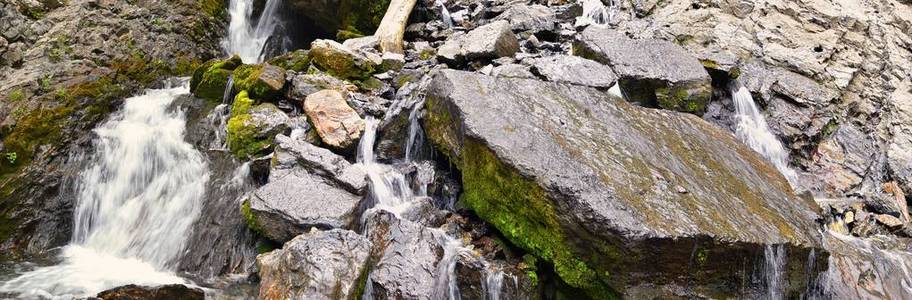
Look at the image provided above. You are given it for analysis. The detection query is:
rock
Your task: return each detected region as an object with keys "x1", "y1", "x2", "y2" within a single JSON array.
[
  {"x1": 874, "y1": 214, "x2": 904, "y2": 229},
  {"x1": 2, "y1": 42, "x2": 25, "y2": 67},
  {"x1": 257, "y1": 229, "x2": 371, "y2": 300},
  {"x1": 96, "y1": 284, "x2": 204, "y2": 300},
  {"x1": 438, "y1": 20, "x2": 519, "y2": 64},
  {"x1": 274, "y1": 134, "x2": 366, "y2": 193},
  {"x1": 574, "y1": 27, "x2": 711, "y2": 114},
  {"x1": 285, "y1": 72, "x2": 353, "y2": 102},
  {"x1": 380, "y1": 52, "x2": 405, "y2": 71},
  {"x1": 491, "y1": 63, "x2": 536, "y2": 79},
  {"x1": 310, "y1": 39, "x2": 377, "y2": 80},
  {"x1": 530, "y1": 55, "x2": 617, "y2": 88},
  {"x1": 226, "y1": 92, "x2": 289, "y2": 159},
  {"x1": 190, "y1": 55, "x2": 243, "y2": 102},
  {"x1": 244, "y1": 159, "x2": 363, "y2": 242},
  {"x1": 266, "y1": 49, "x2": 311, "y2": 72},
  {"x1": 232, "y1": 63, "x2": 286, "y2": 100},
  {"x1": 363, "y1": 211, "x2": 451, "y2": 300},
  {"x1": 423, "y1": 70, "x2": 824, "y2": 297},
  {"x1": 770, "y1": 71, "x2": 839, "y2": 107},
  {"x1": 454, "y1": 256, "x2": 537, "y2": 300},
  {"x1": 303, "y1": 89, "x2": 365, "y2": 149},
  {"x1": 492, "y1": 4, "x2": 556, "y2": 34},
  {"x1": 342, "y1": 35, "x2": 379, "y2": 52},
  {"x1": 820, "y1": 233, "x2": 912, "y2": 299}
]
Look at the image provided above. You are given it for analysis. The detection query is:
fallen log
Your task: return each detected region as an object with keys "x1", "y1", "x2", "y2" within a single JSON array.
[{"x1": 374, "y1": 0, "x2": 418, "y2": 54}]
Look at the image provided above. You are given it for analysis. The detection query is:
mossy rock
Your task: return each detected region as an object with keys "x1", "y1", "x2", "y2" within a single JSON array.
[
  {"x1": 226, "y1": 91, "x2": 288, "y2": 159},
  {"x1": 190, "y1": 55, "x2": 242, "y2": 101},
  {"x1": 232, "y1": 63, "x2": 286, "y2": 100},
  {"x1": 655, "y1": 82, "x2": 711, "y2": 115},
  {"x1": 267, "y1": 49, "x2": 312, "y2": 72},
  {"x1": 310, "y1": 39, "x2": 377, "y2": 80}
]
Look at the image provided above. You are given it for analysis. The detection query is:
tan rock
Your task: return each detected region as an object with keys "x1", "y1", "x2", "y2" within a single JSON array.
[
  {"x1": 304, "y1": 90, "x2": 365, "y2": 149},
  {"x1": 874, "y1": 214, "x2": 904, "y2": 229}
]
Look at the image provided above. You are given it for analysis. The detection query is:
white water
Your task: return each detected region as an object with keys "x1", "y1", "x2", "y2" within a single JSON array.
[
  {"x1": 206, "y1": 103, "x2": 231, "y2": 151},
  {"x1": 224, "y1": 0, "x2": 282, "y2": 63},
  {"x1": 578, "y1": 0, "x2": 617, "y2": 26},
  {"x1": 483, "y1": 269, "x2": 505, "y2": 300},
  {"x1": 0, "y1": 82, "x2": 209, "y2": 299},
  {"x1": 730, "y1": 83, "x2": 799, "y2": 185},
  {"x1": 763, "y1": 245, "x2": 786, "y2": 299},
  {"x1": 436, "y1": 0, "x2": 453, "y2": 28}
]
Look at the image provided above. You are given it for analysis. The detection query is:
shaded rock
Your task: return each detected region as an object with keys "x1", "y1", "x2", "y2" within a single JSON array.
[
  {"x1": 531, "y1": 55, "x2": 617, "y2": 88},
  {"x1": 770, "y1": 70, "x2": 839, "y2": 107},
  {"x1": 574, "y1": 27, "x2": 711, "y2": 114},
  {"x1": 190, "y1": 55, "x2": 243, "y2": 102},
  {"x1": 304, "y1": 89, "x2": 365, "y2": 149},
  {"x1": 96, "y1": 284, "x2": 204, "y2": 300},
  {"x1": 310, "y1": 39, "x2": 377, "y2": 80},
  {"x1": 244, "y1": 156, "x2": 362, "y2": 242},
  {"x1": 492, "y1": 4, "x2": 555, "y2": 34},
  {"x1": 363, "y1": 211, "x2": 450, "y2": 300},
  {"x1": 438, "y1": 20, "x2": 519, "y2": 64},
  {"x1": 257, "y1": 229, "x2": 371, "y2": 300},
  {"x1": 454, "y1": 257, "x2": 537, "y2": 300},
  {"x1": 423, "y1": 70, "x2": 824, "y2": 297},
  {"x1": 274, "y1": 134, "x2": 366, "y2": 193},
  {"x1": 380, "y1": 52, "x2": 405, "y2": 71},
  {"x1": 233, "y1": 63, "x2": 286, "y2": 100}
]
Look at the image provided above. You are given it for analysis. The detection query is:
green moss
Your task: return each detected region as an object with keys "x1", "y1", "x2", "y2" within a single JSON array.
[
  {"x1": 200, "y1": 0, "x2": 227, "y2": 19},
  {"x1": 226, "y1": 91, "x2": 275, "y2": 159},
  {"x1": 458, "y1": 140, "x2": 617, "y2": 298},
  {"x1": 337, "y1": 0, "x2": 391, "y2": 41},
  {"x1": 231, "y1": 64, "x2": 283, "y2": 99},
  {"x1": 191, "y1": 55, "x2": 242, "y2": 101},
  {"x1": 655, "y1": 85, "x2": 709, "y2": 115},
  {"x1": 310, "y1": 42, "x2": 376, "y2": 80},
  {"x1": 336, "y1": 27, "x2": 365, "y2": 42},
  {"x1": 267, "y1": 50, "x2": 311, "y2": 72},
  {"x1": 241, "y1": 198, "x2": 263, "y2": 234},
  {"x1": 8, "y1": 89, "x2": 25, "y2": 102}
]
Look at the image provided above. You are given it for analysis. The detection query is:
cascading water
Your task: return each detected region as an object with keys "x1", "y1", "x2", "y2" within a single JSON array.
[
  {"x1": 224, "y1": 0, "x2": 282, "y2": 63},
  {"x1": 0, "y1": 82, "x2": 209, "y2": 298},
  {"x1": 762, "y1": 245, "x2": 786, "y2": 299},
  {"x1": 578, "y1": 0, "x2": 618, "y2": 26},
  {"x1": 730, "y1": 82, "x2": 799, "y2": 185},
  {"x1": 436, "y1": 0, "x2": 454, "y2": 28}
]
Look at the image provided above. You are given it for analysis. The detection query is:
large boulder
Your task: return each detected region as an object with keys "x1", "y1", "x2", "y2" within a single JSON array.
[
  {"x1": 226, "y1": 92, "x2": 290, "y2": 159},
  {"x1": 491, "y1": 4, "x2": 556, "y2": 34},
  {"x1": 244, "y1": 145, "x2": 363, "y2": 242},
  {"x1": 304, "y1": 89, "x2": 366, "y2": 149},
  {"x1": 257, "y1": 229, "x2": 372, "y2": 300},
  {"x1": 423, "y1": 70, "x2": 825, "y2": 297},
  {"x1": 274, "y1": 134, "x2": 367, "y2": 193},
  {"x1": 437, "y1": 20, "x2": 520, "y2": 64},
  {"x1": 530, "y1": 55, "x2": 617, "y2": 89},
  {"x1": 190, "y1": 55, "x2": 243, "y2": 102},
  {"x1": 232, "y1": 63, "x2": 286, "y2": 100},
  {"x1": 574, "y1": 27, "x2": 711, "y2": 114}
]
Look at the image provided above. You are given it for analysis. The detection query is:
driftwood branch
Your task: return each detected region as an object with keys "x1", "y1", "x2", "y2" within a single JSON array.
[{"x1": 374, "y1": 0, "x2": 418, "y2": 54}]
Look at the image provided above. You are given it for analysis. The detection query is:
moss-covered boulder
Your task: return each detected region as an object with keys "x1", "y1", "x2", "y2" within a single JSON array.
[
  {"x1": 423, "y1": 70, "x2": 826, "y2": 298},
  {"x1": 266, "y1": 49, "x2": 312, "y2": 72},
  {"x1": 574, "y1": 27, "x2": 712, "y2": 115},
  {"x1": 190, "y1": 55, "x2": 243, "y2": 101},
  {"x1": 232, "y1": 63, "x2": 286, "y2": 100},
  {"x1": 309, "y1": 39, "x2": 377, "y2": 80},
  {"x1": 226, "y1": 91, "x2": 289, "y2": 159}
]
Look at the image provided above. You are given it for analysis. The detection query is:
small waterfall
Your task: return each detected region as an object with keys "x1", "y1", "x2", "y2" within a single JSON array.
[
  {"x1": 206, "y1": 104, "x2": 231, "y2": 151},
  {"x1": 224, "y1": 0, "x2": 282, "y2": 63},
  {"x1": 433, "y1": 235, "x2": 466, "y2": 300},
  {"x1": 436, "y1": 0, "x2": 453, "y2": 28},
  {"x1": 730, "y1": 82, "x2": 799, "y2": 185},
  {"x1": 763, "y1": 244, "x2": 787, "y2": 299},
  {"x1": 358, "y1": 118, "x2": 417, "y2": 216},
  {"x1": 0, "y1": 81, "x2": 208, "y2": 298},
  {"x1": 404, "y1": 99, "x2": 425, "y2": 162},
  {"x1": 483, "y1": 269, "x2": 505, "y2": 300},
  {"x1": 222, "y1": 75, "x2": 235, "y2": 103},
  {"x1": 578, "y1": 0, "x2": 618, "y2": 26}
]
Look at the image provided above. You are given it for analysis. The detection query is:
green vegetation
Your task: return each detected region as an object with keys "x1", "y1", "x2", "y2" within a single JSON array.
[
  {"x1": 232, "y1": 64, "x2": 281, "y2": 99},
  {"x1": 47, "y1": 35, "x2": 72, "y2": 62},
  {"x1": 267, "y1": 50, "x2": 312, "y2": 72},
  {"x1": 225, "y1": 91, "x2": 276, "y2": 159},
  {"x1": 190, "y1": 55, "x2": 242, "y2": 101},
  {"x1": 8, "y1": 89, "x2": 25, "y2": 102},
  {"x1": 5, "y1": 153, "x2": 17, "y2": 165},
  {"x1": 241, "y1": 198, "x2": 263, "y2": 234},
  {"x1": 337, "y1": 0, "x2": 391, "y2": 41},
  {"x1": 655, "y1": 84, "x2": 710, "y2": 115}
]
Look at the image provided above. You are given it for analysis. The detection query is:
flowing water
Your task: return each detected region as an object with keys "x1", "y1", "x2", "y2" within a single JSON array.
[
  {"x1": 578, "y1": 0, "x2": 618, "y2": 26},
  {"x1": 436, "y1": 0, "x2": 454, "y2": 28},
  {"x1": 730, "y1": 82, "x2": 799, "y2": 185},
  {"x1": 763, "y1": 245, "x2": 786, "y2": 299},
  {"x1": 225, "y1": 0, "x2": 282, "y2": 63},
  {"x1": 0, "y1": 82, "x2": 209, "y2": 299}
]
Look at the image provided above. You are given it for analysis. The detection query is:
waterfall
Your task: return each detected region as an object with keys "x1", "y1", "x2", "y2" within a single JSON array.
[
  {"x1": 763, "y1": 245, "x2": 787, "y2": 299},
  {"x1": 224, "y1": 0, "x2": 282, "y2": 63},
  {"x1": 730, "y1": 82, "x2": 799, "y2": 185},
  {"x1": 0, "y1": 82, "x2": 208, "y2": 298},
  {"x1": 436, "y1": 0, "x2": 453, "y2": 28},
  {"x1": 578, "y1": 0, "x2": 617, "y2": 26},
  {"x1": 483, "y1": 269, "x2": 505, "y2": 300},
  {"x1": 206, "y1": 103, "x2": 231, "y2": 151},
  {"x1": 404, "y1": 99, "x2": 425, "y2": 162}
]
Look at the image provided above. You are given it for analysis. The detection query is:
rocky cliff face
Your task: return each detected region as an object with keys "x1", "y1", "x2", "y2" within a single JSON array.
[{"x1": 0, "y1": 0, "x2": 226, "y2": 258}]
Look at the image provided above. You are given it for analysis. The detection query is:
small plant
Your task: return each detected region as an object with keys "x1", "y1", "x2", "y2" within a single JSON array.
[
  {"x1": 5, "y1": 152, "x2": 17, "y2": 165},
  {"x1": 39, "y1": 74, "x2": 53, "y2": 92},
  {"x1": 47, "y1": 35, "x2": 72, "y2": 62},
  {"x1": 8, "y1": 89, "x2": 25, "y2": 102}
]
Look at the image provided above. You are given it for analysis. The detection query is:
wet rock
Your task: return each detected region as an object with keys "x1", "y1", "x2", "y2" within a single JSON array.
[
  {"x1": 438, "y1": 20, "x2": 519, "y2": 64},
  {"x1": 424, "y1": 70, "x2": 824, "y2": 297},
  {"x1": 819, "y1": 233, "x2": 912, "y2": 299},
  {"x1": 232, "y1": 63, "x2": 286, "y2": 100},
  {"x1": 574, "y1": 27, "x2": 711, "y2": 114},
  {"x1": 95, "y1": 284, "x2": 204, "y2": 300},
  {"x1": 274, "y1": 134, "x2": 366, "y2": 193},
  {"x1": 190, "y1": 55, "x2": 243, "y2": 101},
  {"x1": 310, "y1": 39, "x2": 377, "y2": 80},
  {"x1": 530, "y1": 55, "x2": 617, "y2": 88},
  {"x1": 304, "y1": 89, "x2": 365, "y2": 149},
  {"x1": 492, "y1": 4, "x2": 555, "y2": 34},
  {"x1": 257, "y1": 229, "x2": 371, "y2": 300},
  {"x1": 363, "y1": 211, "x2": 450, "y2": 299},
  {"x1": 245, "y1": 160, "x2": 363, "y2": 242},
  {"x1": 226, "y1": 93, "x2": 290, "y2": 159}
]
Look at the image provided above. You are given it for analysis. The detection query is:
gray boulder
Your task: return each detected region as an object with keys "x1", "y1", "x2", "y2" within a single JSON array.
[
  {"x1": 574, "y1": 27, "x2": 711, "y2": 114},
  {"x1": 438, "y1": 20, "x2": 519, "y2": 64},
  {"x1": 245, "y1": 157, "x2": 362, "y2": 242},
  {"x1": 362, "y1": 211, "x2": 451, "y2": 300},
  {"x1": 530, "y1": 55, "x2": 617, "y2": 88},
  {"x1": 257, "y1": 229, "x2": 372, "y2": 300},
  {"x1": 492, "y1": 4, "x2": 556, "y2": 34},
  {"x1": 491, "y1": 63, "x2": 536, "y2": 79},
  {"x1": 274, "y1": 134, "x2": 367, "y2": 193},
  {"x1": 423, "y1": 70, "x2": 825, "y2": 297}
]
